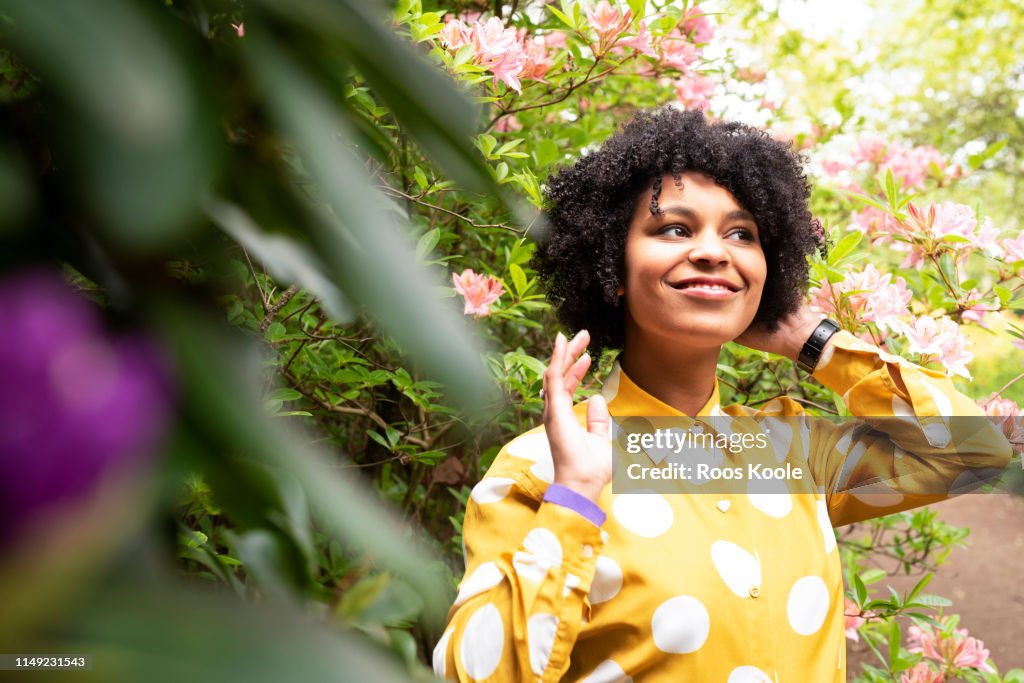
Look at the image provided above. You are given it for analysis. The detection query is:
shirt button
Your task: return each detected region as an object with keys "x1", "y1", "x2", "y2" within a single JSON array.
[
  {"x1": 748, "y1": 585, "x2": 761, "y2": 599},
  {"x1": 582, "y1": 544, "x2": 593, "y2": 558}
]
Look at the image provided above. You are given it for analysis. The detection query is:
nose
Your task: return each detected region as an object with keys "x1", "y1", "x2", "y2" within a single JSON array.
[{"x1": 688, "y1": 227, "x2": 730, "y2": 266}]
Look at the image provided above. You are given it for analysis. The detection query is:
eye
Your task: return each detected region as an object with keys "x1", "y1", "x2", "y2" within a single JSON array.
[
  {"x1": 728, "y1": 227, "x2": 757, "y2": 242},
  {"x1": 658, "y1": 224, "x2": 690, "y2": 237}
]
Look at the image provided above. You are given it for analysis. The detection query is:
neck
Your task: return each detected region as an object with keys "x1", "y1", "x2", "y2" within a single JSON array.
[{"x1": 619, "y1": 333, "x2": 721, "y2": 417}]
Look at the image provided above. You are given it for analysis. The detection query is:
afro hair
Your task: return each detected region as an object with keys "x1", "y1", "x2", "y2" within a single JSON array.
[{"x1": 533, "y1": 108, "x2": 825, "y2": 355}]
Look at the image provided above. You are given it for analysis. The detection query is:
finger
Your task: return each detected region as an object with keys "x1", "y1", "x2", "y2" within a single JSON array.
[
  {"x1": 564, "y1": 352, "x2": 591, "y2": 395},
  {"x1": 544, "y1": 332, "x2": 567, "y2": 399},
  {"x1": 586, "y1": 394, "x2": 610, "y2": 439},
  {"x1": 562, "y1": 329, "x2": 591, "y2": 373}
]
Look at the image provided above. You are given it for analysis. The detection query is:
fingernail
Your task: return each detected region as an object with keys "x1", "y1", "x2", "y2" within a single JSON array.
[{"x1": 556, "y1": 332, "x2": 566, "y2": 344}]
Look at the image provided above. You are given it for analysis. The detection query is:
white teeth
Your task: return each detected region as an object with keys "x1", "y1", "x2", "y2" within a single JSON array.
[{"x1": 681, "y1": 283, "x2": 730, "y2": 291}]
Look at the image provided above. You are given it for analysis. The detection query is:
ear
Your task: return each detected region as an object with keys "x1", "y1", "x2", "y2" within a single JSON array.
[{"x1": 616, "y1": 285, "x2": 625, "y2": 297}]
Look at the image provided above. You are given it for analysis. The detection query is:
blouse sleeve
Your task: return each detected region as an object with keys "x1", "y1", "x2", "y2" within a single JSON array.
[
  {"x1": 433, "y1": 427, "x2": 606, "y2": 682},
  {"x1": 805, "y1": 331, "x2": 1012, "y2": 527}
]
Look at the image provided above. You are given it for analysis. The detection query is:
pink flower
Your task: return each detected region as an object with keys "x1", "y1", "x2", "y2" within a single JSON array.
[
  {"x1": 681, "y1": 5, "x2": 715, "y2": 44},
  {"x1": 821, "y1": 158, "x2": 850, "y2": 176},
  {"x1": 673, "y1": 74, "x2": 715, "y2": 110},
  {"x1": 950, "y1": 634, "x2": 995, "y2": 672},
  {"x1": 901, "y1": 663, "x2": 944, "y2": 683},
  {"x1": 660, "y1": 37, "x2": 699, "y2": 71},
  {"x1": 492, "y1": 115, "x2": 522, "y2": 133},
  {"x1": 851, "y1": 136, "x2": 889, "y2": 165},
  {"x1": 898, "y1": 315, "x2": 974, "y2": 379},
  {"x1": 930, "y1": 202, "x2": 977, "y2": 241},
  {"x1": 471, "y1": 17, "x2": 527, "y2": 93},
  {"x1": 231, "y1": 22, "x2": 245, "y2": 38},
  {"x1": 452, "y1": 269, "x2": 504, "y2": 317},
  {"x1": 974, "y1": 217, "x2": 1004, "y2": 257},
  {"x1": 908, "y1": 620, "x2": 995, "y2": 674},
  {"x1": 960, "y1": 289, "x2": 998, "y2": 328},
  {"x1": 883, "y1": 143, "x2": 946, "y2": 189},
  {"x1": 1000, "y1": 231, "x2": 1024, "y2": 262},
  {"x1": 620, "y1": 20, "x2": 657, "y2": 57},
  {"x1": 584, "y1": 1, "x2": 632, "y2": 50},
  {"x1": 542, "y1": 30, "x2": 568, "y2": 50},
  {"x1": 519, "y1": 33, "x2": 553, "y2": 80},
  {"x1": 844, "y1": 597, "x2": 867, "y2": 642},
  {"x1": 439, "y1": 18, "x2": 473, "y2": 50}
]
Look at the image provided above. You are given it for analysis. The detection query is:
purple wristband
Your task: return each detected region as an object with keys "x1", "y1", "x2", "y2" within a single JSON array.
[{"x1": 543, "y1": 484, "x2": 607, "y2": 527}]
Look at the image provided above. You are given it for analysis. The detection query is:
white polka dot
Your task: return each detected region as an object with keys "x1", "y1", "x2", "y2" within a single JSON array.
[
  {"x1": 454, "y1": 562, "x2": 504, "y2": 606},
  {"x1": 581, "y1": 659, "x2": 632, "y2": 683},
  {"x1": 747, "y1": 480, "x2": 793, "y2": 519},
  {"x1": 651, "y1": 595, "x2": 711, "y2": 654},
  {"x1": 523, "y1": 527, "x2": 563, "y2": 565},
  {"x1": 849, "y1": 481, "x2": 905, "y2": 508},
  {"x1": 787, "y1": 576, "x2": 830, "y2": 636},
  {"x1": 433, "y1": 627, "x2": 453, "y2": 676},
  {"x1": 513, "y1": 551, "x2": 549, "y2": 583},
  {"x1": 563, "y1": 573, "x2": 580, "y2": 597},
  {"x1": 527, "y1": 612, "x2": 558, "y2": 675},
  {"x1": 612, "y1": 492, "x2": 674, "y2": 538},
  {"x1": 817, "y1": 500, "x2": 836, "y2": 554},
  {"x1": 892, "y1": 395, "x2": 915, "y2": 418},
  {"x1": 710, "y1": 404, "x2": 726, "y2": 417},
  {"x1": 921, "y1": 379, "x2": 954, "y2": 416},
  {"x1": 815, "y1": 342, "x2": 837, "y2": 370},
  {"x1": 762, "y1": 417, "x2": 793, "y2": 461},
  {"x1": 601, "y1": 364, "x2": 622, "y2": 402},
  {"x1": 711, "y1": 541, "x2": 762, "y2": 599},
  {"x1": 460, "y1": 603, "x2": 504, "y2": 679},
  {"x1": 505, "y1": 432, "x2": 552, "y2": 462},
  {"x1": 589, "y1": 556, "x2": 623, "y2": 604},
  {"x1": 471, "y1": 477, "x2": 515, "y2": 504},
  {"x1": 530, "y1": 458, "x2": 555, "y2": 483},
  {"x1": 728, "y1": 665, "x2": 772, "y2": 683}
]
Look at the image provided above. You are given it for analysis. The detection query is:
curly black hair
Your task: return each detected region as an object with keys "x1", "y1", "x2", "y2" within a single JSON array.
[{"x1": 533, "y1": 108, "x2": 825, "y2": 355}]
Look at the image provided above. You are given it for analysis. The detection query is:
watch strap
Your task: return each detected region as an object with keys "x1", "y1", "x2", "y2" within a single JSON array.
[{"x1": 797, "y1": 319, "x2": 841, "y2": 373}]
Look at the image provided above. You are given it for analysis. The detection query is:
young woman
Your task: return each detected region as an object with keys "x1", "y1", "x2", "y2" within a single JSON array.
[{"x1": 433, "y1": 109, "x2": 1009, "y2": 682}]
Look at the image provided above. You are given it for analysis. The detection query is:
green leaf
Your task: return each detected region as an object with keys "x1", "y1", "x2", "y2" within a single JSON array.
[
  {"x1": 416, "y1": 228, "x2": 440, "y2": 260},
  {"x1": 510, "y1": 263, "x2": 528, "y2": 298},
  {"x1": 3, "y1": 0, "x2": 215, "y2": 250},
  {"x1": 859, "y1": 568, "x2": 887, "y2": 585},
  {"x1": 888, "y1": 619, "x2": 902, "y2": 668},
  {"x1": 995, "y1": 284, "x2": 1012, "y2": 305},
  {"x1": 853, "y1": 574, "x2": 868, "y2": 606},
  {"x1": 550, "y1": 3, "x2": 576, "y2": 30},
  {"x1": 827, "y1": 231, "x2": 862, "y2": 265},
  {"x1": 904, "y1": 573, "x2": 933, "y2": 604},
  {"x1": 206, "y1": 198, "x2": 353, "y2": 322}
]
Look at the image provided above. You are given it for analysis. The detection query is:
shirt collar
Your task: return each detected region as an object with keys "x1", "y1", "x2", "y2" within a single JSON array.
[{"x1": 601, "y1": 360, "x2": 722, "y2": 418}]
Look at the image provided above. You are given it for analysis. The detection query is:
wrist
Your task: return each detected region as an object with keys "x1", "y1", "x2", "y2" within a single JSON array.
[
  {"x1": 795, "y1": 319, "x2": 841, "y2": 371},
  {"x1": 552, "y1": 475, "x2": 605, "y2": 503}
]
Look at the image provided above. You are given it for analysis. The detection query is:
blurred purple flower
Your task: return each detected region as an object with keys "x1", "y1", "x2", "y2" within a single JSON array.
[{"x1": 0, "y1": 271, "x2": 172, "y2": 542}]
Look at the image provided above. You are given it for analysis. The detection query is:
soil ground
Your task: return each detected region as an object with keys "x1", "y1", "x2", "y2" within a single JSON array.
[{"x1": 846, "y1": 493, "x2": 1024, "y2": 677}]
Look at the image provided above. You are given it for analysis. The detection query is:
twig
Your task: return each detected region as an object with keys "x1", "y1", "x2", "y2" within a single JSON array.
[
  {"x1": 260, "y1": 285, "x2": 299, "y2": 333},
  {"x1": 379, "y1": 186, "x2": 525, "y2": 233}
]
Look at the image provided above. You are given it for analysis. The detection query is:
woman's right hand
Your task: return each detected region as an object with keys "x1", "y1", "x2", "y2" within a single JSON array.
[{"x1": 542, "y1": 330, "x2": 613, "y2": 503}]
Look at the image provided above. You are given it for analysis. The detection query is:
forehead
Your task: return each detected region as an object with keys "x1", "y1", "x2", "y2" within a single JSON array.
[{"x1": 632, "y1": 171, "x2": 748, "y2": 219}]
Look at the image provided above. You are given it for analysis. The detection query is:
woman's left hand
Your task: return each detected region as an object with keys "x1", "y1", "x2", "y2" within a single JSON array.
[{"x1": 733, "y1": 301, "x2": 825, "y2": 361}]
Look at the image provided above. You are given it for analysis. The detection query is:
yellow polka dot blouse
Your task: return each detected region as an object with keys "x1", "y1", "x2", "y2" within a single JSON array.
[{"x1": 434, "y1": 331, "x2": 1011, "y2": 682}]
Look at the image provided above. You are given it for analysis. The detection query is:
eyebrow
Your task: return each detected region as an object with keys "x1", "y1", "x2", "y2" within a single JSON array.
[{"x1": 652, "y1": 206, "x2": 757, "y2": 224}]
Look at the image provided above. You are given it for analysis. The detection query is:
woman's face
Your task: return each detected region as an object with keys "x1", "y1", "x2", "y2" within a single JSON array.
[{"x1": 621, "y1": 172, "x2": 767, "y2": 351}]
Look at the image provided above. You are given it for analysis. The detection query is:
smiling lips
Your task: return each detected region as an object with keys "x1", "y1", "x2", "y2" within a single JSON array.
[{"x1": 670, "y1": 277, "x2": 742, "y2": 298}]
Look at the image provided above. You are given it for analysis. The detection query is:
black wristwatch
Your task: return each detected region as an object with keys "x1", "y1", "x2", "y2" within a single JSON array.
[{"x1": 797, "y1": 319, "x2": 841, "y2": 373}]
